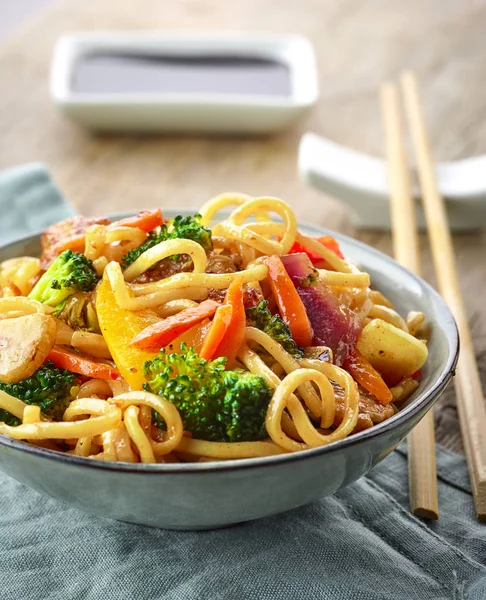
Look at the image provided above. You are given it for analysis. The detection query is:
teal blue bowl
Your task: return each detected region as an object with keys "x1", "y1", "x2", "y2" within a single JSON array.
[{"x1": 0, "y1": 211, "x2": 459, "y2": 529}]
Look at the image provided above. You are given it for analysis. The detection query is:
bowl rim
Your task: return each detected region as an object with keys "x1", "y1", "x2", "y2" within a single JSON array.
[{"x1": 0, "y1": 213, "x2": 459, "y2": 475}]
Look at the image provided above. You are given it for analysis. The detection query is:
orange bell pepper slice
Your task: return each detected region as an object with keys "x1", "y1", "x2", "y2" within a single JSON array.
[
  {"x1": 343, "y1": 349, "x2": 393, "y2": 405},
  {"x1": 264, "y1": 255, "x2": 313, "y2": 347},
  {"x1": 131, "y1": 299, "x2": 221, "y2": 351},
  {"x1": 113, "y1": 209, "x2": 163, "y2": 233},
  {"x1": 96, "y1": 276, "x2": 160, "y2": 389},
  {"x1": 169, "y1": 321, "x2": 212, "y2": 354},
  {"x1": 47, "y1": 347, "x2": 121, "y2": 381},
  {"x1": 200, "y1": 278, "x2": 246, "y2": 366}
]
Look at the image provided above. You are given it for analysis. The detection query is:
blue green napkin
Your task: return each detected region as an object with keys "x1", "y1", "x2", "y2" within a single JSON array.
[
  {"x1": 0, "y1": 164, "x2": 485, "y2": 600},
  {"x1": 0, "y1": 163, "x2": 76, "y2": 242}
]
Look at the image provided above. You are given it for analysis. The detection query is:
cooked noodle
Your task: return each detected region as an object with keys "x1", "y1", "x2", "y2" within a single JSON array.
[{"x1": 0, "y1": 195, "x2": 428, "y2": 463}]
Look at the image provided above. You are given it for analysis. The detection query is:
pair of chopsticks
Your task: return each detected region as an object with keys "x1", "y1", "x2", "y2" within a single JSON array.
[{"x1": 380, "y1": 72, "x2": 486, "y2": 521}]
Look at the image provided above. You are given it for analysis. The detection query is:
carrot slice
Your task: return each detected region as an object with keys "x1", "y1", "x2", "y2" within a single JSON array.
[
  {"x1": 131, "y1": 299, "x2": 221, "y2": 351},
  {"x1": 51, "y1": 236, "x2": 87, "y2": 255},
  {"x1": 211, "y1": 278, "x2": 246, "y2": 366},
  {"x1": 264, "y1": 255, "x2": 313, "y2": 347},
  {"x1": 113, "y1": 209, "x2": 163, "y2": 233},
  {"x1": 199, "y1": 304, "x2": 233, "y2": 361},
  {"x1": 343, "y1": 349, "x2": 393, "y2": 405},
  {"x1": 47, "y1": 347, "x2": 121, "y2": 381}
]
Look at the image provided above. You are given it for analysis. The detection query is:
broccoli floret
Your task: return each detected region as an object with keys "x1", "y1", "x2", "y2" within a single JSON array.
[
  {"x1": 246, "y1": 300, "x2": 304, "y2": 358},
  {"x1": 169, "y1": 214, "x2": 212, "y2": 254},
  {"x1": 122, "y1": 230, "x2": 165, "y2": 269},
  {"x1": 0, "y1": 361, "x2": 79, "y2": 422},
  {"x1": 143, "y1": 344, "x2": 272, "y2": 442},
  {"x1": 122, "y1": 214, "x2": 212, "y2": 268},
  {"x1": 29, "y1": 250, "x2": 98, "y2": 312},
  {"x1": 0, "y1": 409, "x2": 21, "y2": 427}
]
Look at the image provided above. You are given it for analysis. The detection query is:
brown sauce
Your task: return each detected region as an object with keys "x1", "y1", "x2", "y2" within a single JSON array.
[{"x1": 71, "y1": 52, "x2": 292, "y2": 97}]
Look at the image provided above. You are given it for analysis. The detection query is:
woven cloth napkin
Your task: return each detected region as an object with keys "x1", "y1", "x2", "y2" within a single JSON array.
[{"x1": 0, "y1": 163, "x2": 485, "y2": 600}]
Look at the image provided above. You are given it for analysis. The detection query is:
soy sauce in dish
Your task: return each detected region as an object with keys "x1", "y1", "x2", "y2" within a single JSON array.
[{"x1": 71, "y1": 53, "x2": 292, "y2": 97}]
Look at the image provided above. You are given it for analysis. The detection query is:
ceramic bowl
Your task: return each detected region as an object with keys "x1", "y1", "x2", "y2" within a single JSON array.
[{"x1": 0, "y1": 211, "x2": 459, "y2": 530}]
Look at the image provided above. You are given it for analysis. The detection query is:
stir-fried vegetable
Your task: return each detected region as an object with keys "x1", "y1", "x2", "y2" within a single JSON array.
[
  {"x1": 0, "y1": 313, "x2": 57, "y2": 384},
  {"x1": 246, "y1": 300, "x2": 304, "y2": 358},
  {"x1": 200, "y1": 278, "x2": 246, "y2": 366},
  {"x1": 287, "y1": 235, "x2": 344, "y2": 266},
  {"x1": 131, "y1": 299, "x2": 220, "y2": 351},
  {"x1": 56, "y1": 292, "x2": 100, "y2": 333},
  {"x1": 281, "y1": 253, "x2": 361, "y2": 365},
  {"x1": 0, "y1": 361, "x2": 79, "y2": 423},
  {"x1": 264, "y1": 255, "x2": 313, "y2": 348},
  {"x1": 343, "y1": 349, "x2": 393, "y2": 405},
  {"x1": 96, "y1": 275, "x2": 160, "y2": 389},
  {"x1": 47, "y1": 347, "x2": 121, "y2": 381},
  {"x1": 29, "y1": 250, "x2": 98, "y2": 312},
  {"x1": 122, "y1": 213, "x2": 212, "y2": 268},
  {"x1": 113, "y1": 209, "x2": 164, "y2": 233},
  {"x1": 144, "y1": 344, "x2": 272, "y2": 442},
  {"x1": 357, "y1": 318, "x2": 428, "y2": 386}
]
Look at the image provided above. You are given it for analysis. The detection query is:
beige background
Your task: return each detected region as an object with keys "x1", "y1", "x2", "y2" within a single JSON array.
[{"x1": 2, "y1": 0, "x2": 486, "y2": 452}]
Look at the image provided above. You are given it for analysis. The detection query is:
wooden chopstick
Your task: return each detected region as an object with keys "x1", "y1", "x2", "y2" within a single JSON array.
[
  {"x1": 380, "y1": 82, "x2": 439, "y2": 519},
  {"x1": 401, "y1": 70, "x2": 486, "y2": 521}
]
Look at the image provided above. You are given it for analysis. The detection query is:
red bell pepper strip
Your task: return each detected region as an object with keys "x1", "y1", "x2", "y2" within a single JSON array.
[
  {"x1": 112, "y1": 209, "x2": 163, "y2": 233},
  {"x1": 288, "y1": 235, "x2": 344, "y2": 266},
  {"x1": 343, "y1": 349, "x2": 393, "y2": 405},
  {"x1": 130, "y1": 299, "x2": 221, "y2": 351},
  {"x1": 47, "y1": 347, "x2": 121, "y2": 381},
  {"x1": 264, "y1": 255, "x2": 313, "y2": 347}
]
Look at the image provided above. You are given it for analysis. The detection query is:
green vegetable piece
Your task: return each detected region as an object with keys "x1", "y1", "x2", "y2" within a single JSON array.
[
  {"x1": 29, "y1": 250, "x2": 98, "y2": 313},
  {"x1": 122, "y1": 213, "x2": 212, "y2": 268},
  {"x1": 0, "y1": 361, "x2": 79, "y2": 422},
  {"x1": 143, "y1": 344, "x2": 271, "y2": 442},
  {"x1": 0, "y1": 409, "x2": 21, "y2": 427},
  {"x1": 246, "y1": 300, "x2": 304, "y2": 358},
  {"x1": 57, "y1": 292, "x2": 101, "y2": 333}
]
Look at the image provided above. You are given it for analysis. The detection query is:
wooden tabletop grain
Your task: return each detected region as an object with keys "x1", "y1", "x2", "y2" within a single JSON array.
[{"x1": 1, "y1": 0, "x2": 486, "y2": 453}]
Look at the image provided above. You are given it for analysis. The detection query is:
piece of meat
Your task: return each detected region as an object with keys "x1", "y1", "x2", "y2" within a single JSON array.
[
  {"x1": 208, "y1": 288, "x2": 227, "y2": 303},
  {"x1": 243, "y1": 286, "x2": 263, "y2": 309},
  {"x1": 303, "y1": 346, "x2": 333, "y2": 363},
  {"x1": 40, "y1": 215, "x2": 111, "y2": 268},
  {"x1": 132, "y1": 250, "x2": 241, "y2": 285},
  {"x1": 332, "y1": 381, "x2": 396, "y2": 433},
  {"x1": 132, "y1": 255, "x2": 192, "y2": 284},
  {"x1": 206, "y1": 251, "x2": 240, "y2": 274},
  {"x1": 205, "y1": 251, "x2": 242, "y2": 303}
]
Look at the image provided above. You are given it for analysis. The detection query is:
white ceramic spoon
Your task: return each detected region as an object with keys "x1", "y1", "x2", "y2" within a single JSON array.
[{"x1": 299, "y1": 132, "x2": 486, "y2": 231}]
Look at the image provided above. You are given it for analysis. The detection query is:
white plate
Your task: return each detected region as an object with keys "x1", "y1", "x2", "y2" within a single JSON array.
[{"x1": 50, "y1": 31, "x2": 318, "y2": 134}]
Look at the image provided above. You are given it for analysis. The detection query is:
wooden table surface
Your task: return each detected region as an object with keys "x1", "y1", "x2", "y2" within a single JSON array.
[{"x1": 2, "y1": 0, "x2": 486, "y2": 453}]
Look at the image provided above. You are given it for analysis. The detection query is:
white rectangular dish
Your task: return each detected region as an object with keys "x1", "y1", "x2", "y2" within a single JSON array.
[{"x1": 50, "y1": 32, "x2": 319, "y2": 134}]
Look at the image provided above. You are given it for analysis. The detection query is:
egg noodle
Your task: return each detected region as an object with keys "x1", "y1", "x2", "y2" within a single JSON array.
[{"x1": 0, "y1": 194, "x2": 428, "y2": 463}]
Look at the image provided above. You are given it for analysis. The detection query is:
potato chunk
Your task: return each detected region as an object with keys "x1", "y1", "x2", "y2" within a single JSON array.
[
  {"x1": 0, "y1": 313, "x2": 57, "y2": 383},
  {"x1": 356, "y1": 318, "x2": 428, "y2": 386}
]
